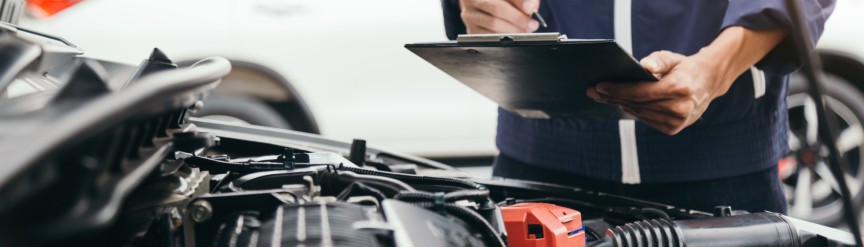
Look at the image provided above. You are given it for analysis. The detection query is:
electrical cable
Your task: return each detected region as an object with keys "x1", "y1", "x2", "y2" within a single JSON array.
[
  {"x1": 182, "y1": 155, "x2": 284, "y2": 173},
  {"x1": 394, "y1": 190, "x2": 490, "y2": 203},
  {"x1": 337, "y1": 166, "x2": 484, "y2": 191}
]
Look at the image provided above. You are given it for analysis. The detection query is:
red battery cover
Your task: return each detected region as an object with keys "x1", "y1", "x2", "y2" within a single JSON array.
[{"x1": 501, "y1": 203, "x2": 585, "y2": 247}]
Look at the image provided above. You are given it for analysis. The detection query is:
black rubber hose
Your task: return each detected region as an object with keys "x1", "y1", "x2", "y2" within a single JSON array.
[
  {"x1": 394, "y1": 190, "x2": 490, "y2": 203},
  {"x1": 393, "y1": 191, "x2": 436, "y2": 202},
  {"x1": 444, "y1": 190, "x2": 490, "y2": 202},
  {"x1": 606, "y1": 218, "x2": 685, "y2": 247},
  {"x1": 410, "y1": 202, "x2": 506, "y2": 247},
  {"x1": 602, "y1": 212, "x2": 840, "y2": 247},
  {"x1": 338, "y1": 166, "x2": 483, "y2": 190}
]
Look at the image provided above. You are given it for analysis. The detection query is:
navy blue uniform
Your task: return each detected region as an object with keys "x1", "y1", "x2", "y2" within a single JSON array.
[{"x1": 441, "y1": 0, "x2": 834, "y2": 212}]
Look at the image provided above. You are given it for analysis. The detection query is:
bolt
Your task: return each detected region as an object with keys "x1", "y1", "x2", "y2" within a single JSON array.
[
  {"x1": 713, "y1": 205, "x2": 733, "y2": 217},
  {"x1": 168, "y1": 208, "x2": 183, "y2": 228},
  {"x1": 189, "y1": 100, "x2": 205, "y2": 113},
  {"x1": 189, "y1": 200, "x2": 213, "y2": 223}
]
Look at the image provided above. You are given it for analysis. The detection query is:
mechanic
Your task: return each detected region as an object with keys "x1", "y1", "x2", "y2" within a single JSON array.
[{"x1": 441, "y1": 0, "x2": 835, "y2": 213}]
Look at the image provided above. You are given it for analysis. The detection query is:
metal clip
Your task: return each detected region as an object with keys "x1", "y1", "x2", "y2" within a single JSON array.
[{"x1": 456, "y1": 32, "x2": 566, "y2": 43}]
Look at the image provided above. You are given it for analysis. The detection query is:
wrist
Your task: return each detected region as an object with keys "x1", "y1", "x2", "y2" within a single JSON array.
[
  {"x1": 693, "y1": 26, "x2": 788, "y2": 98},
  {"x1": 692, "y1": 46, "x2": 738, "y2": 99}
]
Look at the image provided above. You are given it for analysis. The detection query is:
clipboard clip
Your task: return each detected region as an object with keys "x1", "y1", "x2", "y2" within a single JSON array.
[{"x1": 456, "y1": 32, "x2": 567, "y2": 43}]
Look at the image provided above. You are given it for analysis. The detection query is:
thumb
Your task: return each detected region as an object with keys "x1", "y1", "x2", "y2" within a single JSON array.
[{"x1": 640, "y1": 50, "x2": 686, "y2": 74}]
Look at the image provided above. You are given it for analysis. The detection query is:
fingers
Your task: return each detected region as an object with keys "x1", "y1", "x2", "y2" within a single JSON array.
[
  {"x1": 596, "y1": 51, "x2": 689, "y2": 102},
  {"x1": 506, "y1": 0, "x2": 540, "y2": 15},
  {"x1": 587, "y1": 86, "x2": 693, "y2": 121},
  {"x1": 595, "y1": 80, "x2": 692, "y2": 102},
  {"x1": 588, "y1": 84, "x2": 697, "y2": 135},
  {"x1": 620, "y1": 106, "x2": 690, "y2": 135},
  {"x1": 586, "y1": 86, "x2": 603, "y2": 102},
  {"x1": 605, "y1": 98, "x2": 695, "y2": 120},
  {"x1": 462, "y1": 11, "x2": 528, "y2": 33},
  {"x1": 640, "y1": 50, "x2": 686, "y2": 74},
  {"x1": 461, "y1": 0, "x2": 539, "y2": 33},
  {"x1": 586, "y1": 50, "x2": 711, "y2": 135}
]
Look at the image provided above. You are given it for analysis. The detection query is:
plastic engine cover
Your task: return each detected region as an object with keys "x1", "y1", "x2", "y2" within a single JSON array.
[{"x1": 502, "y1": 203, "x2": 585, "y2": 247}]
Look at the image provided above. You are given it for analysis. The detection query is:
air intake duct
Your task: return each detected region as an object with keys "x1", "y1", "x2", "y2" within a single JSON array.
[{"x1": 600, "y1": 212, "x2": 854, "y2": 247}]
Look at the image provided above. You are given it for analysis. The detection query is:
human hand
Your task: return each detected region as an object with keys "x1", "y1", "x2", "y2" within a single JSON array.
[
  {"x1": 586, "y1": 51, "x2": 734, "y2": 135},
  {"x1": 459, "y1": 0, "x2": 541, "y2": 34}
]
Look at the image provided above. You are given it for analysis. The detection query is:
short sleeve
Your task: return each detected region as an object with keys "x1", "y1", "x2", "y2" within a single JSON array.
[{"x1": 721, "y1": 0, "x2": 836, "y2": 74}]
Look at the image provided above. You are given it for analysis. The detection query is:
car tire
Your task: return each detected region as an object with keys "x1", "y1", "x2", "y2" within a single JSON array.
[
  {"x1": 194, "y1": 93, "x2": 291, "y2": 129},
  {"x1": 785, "y1": 72, "x2": 864, "y2": 227}
]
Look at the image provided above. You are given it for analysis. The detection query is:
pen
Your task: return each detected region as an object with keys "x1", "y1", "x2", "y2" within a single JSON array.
[{"x1": 532, "y1": 12, "x2": 548, "y2": 28}]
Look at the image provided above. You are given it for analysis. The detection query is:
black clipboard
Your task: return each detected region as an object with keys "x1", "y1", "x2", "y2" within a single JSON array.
[{"x1": 405, "y1": 33, "x2": 657, "y2": 119}]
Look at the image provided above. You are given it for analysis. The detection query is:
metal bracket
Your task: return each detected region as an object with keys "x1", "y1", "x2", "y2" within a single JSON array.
[{"x1": 456, "y1": 32, "x2": 567, "y2": 43}]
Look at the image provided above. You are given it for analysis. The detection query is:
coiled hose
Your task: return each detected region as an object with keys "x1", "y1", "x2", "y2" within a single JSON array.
[
  {"x1": 593, "y1": 212, "x2": 850, "y2": 247},
  {"x1": 604, "y1": 218, "x2": 685, "y2": 247}
]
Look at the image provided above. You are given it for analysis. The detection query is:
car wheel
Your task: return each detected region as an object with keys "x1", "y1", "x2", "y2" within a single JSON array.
[
  {"x1": 784, "y1": 72, "x2": 864, "y2": 226},
  {"x1": 193, "y1": 93, "x2": 291, "y2": 129}
]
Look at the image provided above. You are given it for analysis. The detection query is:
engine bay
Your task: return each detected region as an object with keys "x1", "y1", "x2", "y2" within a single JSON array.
[
  {"x1": 0, "y1": 23, "x2": 857, "y2": 247},
  {"x1": 147, "y1": 120, "x2": 857, "y2": 247}
]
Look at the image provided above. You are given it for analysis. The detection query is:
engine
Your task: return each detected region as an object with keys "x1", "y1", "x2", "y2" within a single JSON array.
[
  {"x1": 0, "y1": 23, "x2": 856, "y2": 247},
  {"x1": 159, "y1": 133, "x2": 856, "y2": 247}
]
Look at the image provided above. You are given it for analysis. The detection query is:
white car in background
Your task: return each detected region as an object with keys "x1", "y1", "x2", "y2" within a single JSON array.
[
  {"x1": 18, "y1": 0, "x2": 864, "y2": 227},
  {"x1": 21, "y1": 0, "x2": 498, "y2": 158}
]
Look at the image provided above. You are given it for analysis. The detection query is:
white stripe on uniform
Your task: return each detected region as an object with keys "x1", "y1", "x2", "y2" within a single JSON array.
[
  {"x1": 614, "y1": 0, "x2": 639, "y2": 184},
  {"x1": 619, "y1": 120, "x2": 641, "y2": 184},
  {"x1": 751, "y1": 67, "x2": 766, "y2": 99},
  {"x1": 614, "y1": 0, "x2": 633, "y2": 55}
]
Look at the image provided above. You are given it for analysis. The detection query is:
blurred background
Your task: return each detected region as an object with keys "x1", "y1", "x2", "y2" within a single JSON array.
[
  {"x1": 14, "y1": 0, "x2": 864, "y2": 229},
  {"x1": 20, "y1": 0, "x2": 499, "y2": 160}
]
